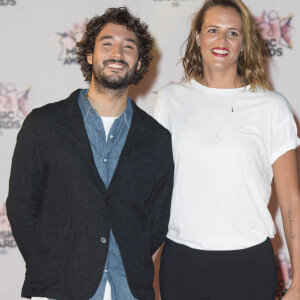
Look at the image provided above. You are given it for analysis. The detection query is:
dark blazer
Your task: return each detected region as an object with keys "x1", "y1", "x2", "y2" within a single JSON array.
[{"x1": 6, "y1": 89, "x2": 174, "y2": 300}]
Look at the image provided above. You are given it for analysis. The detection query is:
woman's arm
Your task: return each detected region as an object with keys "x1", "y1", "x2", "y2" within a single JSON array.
[{"x1": 273, "y1": 149, "x2": 300, "y2": 299}]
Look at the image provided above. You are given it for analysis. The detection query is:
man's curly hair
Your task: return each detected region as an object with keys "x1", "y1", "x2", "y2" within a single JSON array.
[{"x1": 76, "y1": 7, "x2": 154, "y2": 85}]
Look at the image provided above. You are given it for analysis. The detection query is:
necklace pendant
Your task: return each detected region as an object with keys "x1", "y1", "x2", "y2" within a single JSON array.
[{"x1": 202, "y1": 88, "x2": 238, "y2": 140}]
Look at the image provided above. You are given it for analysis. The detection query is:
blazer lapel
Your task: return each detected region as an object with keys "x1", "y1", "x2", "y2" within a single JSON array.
[
  {"x1": 58, "y1": 90, "x2": 93, "y2": 156},
  {"x1": 58, "y1": 89, "x2": 107, "y2": 191},
  {"x1": 120, "y1": 101, "x2": 148, "y2": 159},
  {"x1": 56, "y1": 92, "x2": 150, "y2": 192},
  {"x1": 106, "y1": 101, "x2": 149, "y2": 191}
]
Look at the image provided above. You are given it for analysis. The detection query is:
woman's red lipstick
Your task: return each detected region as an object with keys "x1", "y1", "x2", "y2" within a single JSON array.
[{"x1": 211, "y1": 47, "x2": 230, "y2": 57}]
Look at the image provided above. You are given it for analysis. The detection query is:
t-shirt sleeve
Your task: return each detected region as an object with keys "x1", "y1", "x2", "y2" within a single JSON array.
[
  {"x1": 270, "y1": 102, "x2": 300, "y2": 165},
  {"x1": 154, "y1": 90, "x2": 170, "y2": 131}
]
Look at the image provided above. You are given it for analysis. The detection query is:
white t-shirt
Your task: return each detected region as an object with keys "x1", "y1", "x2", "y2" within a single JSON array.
[
  {"x1": 101, "y1": 116, "x2": 117, "y2": 141},
  {"x1": 154, "y1": 79, "x2": 300, "y2": 250}
]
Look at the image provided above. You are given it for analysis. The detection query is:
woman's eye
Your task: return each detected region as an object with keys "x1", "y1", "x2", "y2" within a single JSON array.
[
  {"x1": 229, "y1": 31, "x2": 238, "y2": 37},
  {"x1": 208, "y1": 29, "x2": 217, "y2": 33}
]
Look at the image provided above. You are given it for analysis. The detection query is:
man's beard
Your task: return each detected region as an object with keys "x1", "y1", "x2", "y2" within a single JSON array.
[{"x1": 92, "y1": 59, "x2": 138, "y2": 93}]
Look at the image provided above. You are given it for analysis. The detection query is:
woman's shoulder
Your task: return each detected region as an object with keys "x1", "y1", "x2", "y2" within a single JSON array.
[
  {"x1": 251, "y1": 88, "x2": 294, "y2": 117},
  {"x1": 158, "y1": 80, "x2": 192, "y2": 95},
  {"x1": 156, "y1": 80, "x2": 195, "y2": 104},
  {"x1": 251, "y1": 87, "x2": 290, "y2": 106},
  {"x1": 253, "y1": 87, "x2": 286, "y2": 101}
]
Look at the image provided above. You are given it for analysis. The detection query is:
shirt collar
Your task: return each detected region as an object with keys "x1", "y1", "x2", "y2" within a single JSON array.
[{"x1": 78, "y1": 89, "x2": 133, "y2": 126}]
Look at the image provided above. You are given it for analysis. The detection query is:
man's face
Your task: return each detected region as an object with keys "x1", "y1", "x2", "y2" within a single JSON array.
[{"x1": 87, "y1": 23, "x2": 141, "y2": 90}]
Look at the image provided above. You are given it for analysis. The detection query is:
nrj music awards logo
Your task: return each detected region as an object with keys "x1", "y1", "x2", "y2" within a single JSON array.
[
  {"x1": 0, "y1": 205, "x2": 16, "y2": 254},
  {"x1": 276, "y1": 252, "x2": 292, "y2": 297},
  {"x1": 254, "y1": 11, "x2": 294, "y2": 57},
  {"x1": 0, "y1": 0, "x2": 16, "y2": 6},
  {"x1": 0, "y1": 83, "x2": 30, "y2": 133},
  {"x1": 153, "y1": 0, "x2": 196, "y2": 7},
  {"x1": 56, "y1": 19, "x2": 88, "y2": 65}
]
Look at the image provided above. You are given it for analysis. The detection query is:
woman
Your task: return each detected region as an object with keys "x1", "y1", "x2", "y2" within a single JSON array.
[{"x1": 154, "y1": 0, "x2": 300, "y2": 299}]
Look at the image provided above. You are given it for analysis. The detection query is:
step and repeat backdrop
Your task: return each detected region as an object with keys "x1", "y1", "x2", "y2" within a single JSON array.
[{"x1": 0, "y1": 0, "x2": 299, "y2": 299}]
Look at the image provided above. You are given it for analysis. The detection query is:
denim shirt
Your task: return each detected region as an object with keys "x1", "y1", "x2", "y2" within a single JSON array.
[{"x1": 78, "y1": 89, "x2": 133, "y2": 298}]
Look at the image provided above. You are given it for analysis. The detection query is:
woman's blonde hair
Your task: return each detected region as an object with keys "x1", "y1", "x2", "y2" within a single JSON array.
[{"x1": 182, "y1": 0, "x2": 270, "y2": 91}]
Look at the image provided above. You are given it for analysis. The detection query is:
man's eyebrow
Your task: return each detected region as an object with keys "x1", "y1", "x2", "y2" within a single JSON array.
[
  {"x1": 98, "y1": 35, "x2": 113, "y2": 42},
  {"x1": 98, "y1": 36, "x2": 138, "y2": 46},
  {"x1": 126, "y1": 38, "x2": 139, "y2": 46}
]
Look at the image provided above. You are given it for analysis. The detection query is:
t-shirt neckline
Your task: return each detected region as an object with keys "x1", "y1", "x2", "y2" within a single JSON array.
[{"x1": 190, "y1": 79, "x2": 251, "y2": 95}]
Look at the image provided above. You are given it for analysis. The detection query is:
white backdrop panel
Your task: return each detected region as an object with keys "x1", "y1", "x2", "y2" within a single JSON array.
[{"x1": 0, "y1": 0, "x2": 299, "y2": 299}]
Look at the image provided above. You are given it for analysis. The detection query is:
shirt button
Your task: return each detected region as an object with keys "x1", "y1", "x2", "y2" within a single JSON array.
[
  {"x1": 104, "y1": 269, "x2": 108, "y2": 273},
  {"x1": 100, "y1": 237, "x2": 107, "y2": 243},
  {"x1": 110, "y1": 135, "x2": 114, "y2": 139},
  {"x1": 103, "y1": 158, "x2": 108, "y2": 162},
  {"x1": 91, "y1": 108, "x2": 96, "y2": 113},
  {"x1": 99, "y1": 131, "x2": 104, "y2": 136}
]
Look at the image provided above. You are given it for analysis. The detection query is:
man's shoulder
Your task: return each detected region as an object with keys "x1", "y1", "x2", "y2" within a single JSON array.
[
  {"x1": 132, "y1": 101, "x2": 171, "y2": 138},
  {"x1": 33, "y1": 89, "x2": 81, "y2": 116},
  {"x1": 21, "y1": 89, "x2": 81, "y2": 134}
]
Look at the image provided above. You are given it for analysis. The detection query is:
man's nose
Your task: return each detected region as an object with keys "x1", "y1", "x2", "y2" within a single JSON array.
[{"x1": 111, "y1": 45, "x2": 123, "y2": 58}]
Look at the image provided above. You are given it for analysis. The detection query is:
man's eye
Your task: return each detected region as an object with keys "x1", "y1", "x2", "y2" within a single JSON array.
[
  {"x1": 208, "y1": 29, "x2": 217, "y2": 33},
  {"x1": 125, "y1": 45, "x2": 134, "y2": 49}
]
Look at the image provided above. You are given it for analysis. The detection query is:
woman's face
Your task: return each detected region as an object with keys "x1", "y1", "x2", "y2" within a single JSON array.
[{"x1": 196, "y1": 6, "x2": 243, "y2": 76}]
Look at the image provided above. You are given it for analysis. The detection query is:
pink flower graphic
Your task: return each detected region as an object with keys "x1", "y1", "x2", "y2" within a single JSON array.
[
  {"x1": 0, "y1": 83, "x2": 30, "y2": 119},
  {"x1": 57, "y1": 19, "x2": 88, "y2": 64},
  {"x1": 277, "y1": 252, "x2": 292, "y2": 292},
  {"x1": 0, "y1": 205, "x2": 11, "y2": 231},
  {"x1": 254, "y1": 11, "x2": 293, "y2": 49}
]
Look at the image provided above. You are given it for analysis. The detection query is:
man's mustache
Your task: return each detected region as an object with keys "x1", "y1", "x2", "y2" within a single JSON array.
[{"x1": 103, "y1": 59, "x2": 129, "y2": 68}]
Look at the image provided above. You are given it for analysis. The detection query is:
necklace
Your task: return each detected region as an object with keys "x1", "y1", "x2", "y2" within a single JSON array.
[{"x1": 202, "y1": 87, "x2": 238, "y2": 138}]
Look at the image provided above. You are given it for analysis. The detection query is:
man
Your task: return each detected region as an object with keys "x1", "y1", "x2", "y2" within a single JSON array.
[{"x1": 6, "y1": 7, "x2": 174, "y2": 300}]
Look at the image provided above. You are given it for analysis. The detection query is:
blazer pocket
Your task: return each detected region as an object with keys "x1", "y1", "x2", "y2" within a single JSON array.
[{"x1": 26, "y1": 224, "x2": 67, "y2": 280}]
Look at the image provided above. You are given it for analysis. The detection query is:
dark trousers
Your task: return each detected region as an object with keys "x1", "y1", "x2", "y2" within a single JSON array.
[{"x1": 159, "y1": 238, "x2": 278, "y2": 300}]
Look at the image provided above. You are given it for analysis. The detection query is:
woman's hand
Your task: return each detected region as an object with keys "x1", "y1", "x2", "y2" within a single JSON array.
[{"x1": 281, "y1": 285, "x2": 300, "y2": 299}]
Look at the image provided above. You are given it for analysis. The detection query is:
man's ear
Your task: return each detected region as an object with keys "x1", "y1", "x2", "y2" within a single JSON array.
[
  {"x1": 136, "y1": 59, "x2": 142, "y2": 71},
  {"x1": 87, "y1": 53, "x2": 93, "y2": 65}
]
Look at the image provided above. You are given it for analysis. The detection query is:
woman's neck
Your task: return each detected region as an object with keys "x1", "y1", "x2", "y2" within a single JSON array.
[{"x1": 198, "y1": 71, "x2": 243, "y2": 89}]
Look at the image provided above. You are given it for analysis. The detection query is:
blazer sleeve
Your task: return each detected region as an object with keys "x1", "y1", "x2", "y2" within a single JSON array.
[
  {"x1": 146, "y1": 134, "x2": 174, "y2": 255},
  {"x1": 6, "y1": 109, "x2": 44, "y2": 262}
]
